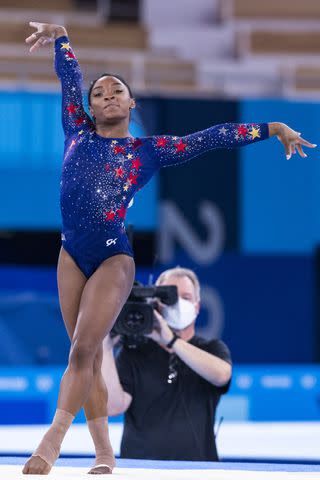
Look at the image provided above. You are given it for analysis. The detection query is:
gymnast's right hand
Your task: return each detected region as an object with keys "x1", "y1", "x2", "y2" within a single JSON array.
[{"x1": 25, "y1": 22, "x2": 67, "y2": 53}]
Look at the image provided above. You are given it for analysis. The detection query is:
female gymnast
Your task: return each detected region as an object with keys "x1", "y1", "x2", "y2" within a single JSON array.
[{"x1": 23, "y1": 21, "x2": 316, "y2": 475}]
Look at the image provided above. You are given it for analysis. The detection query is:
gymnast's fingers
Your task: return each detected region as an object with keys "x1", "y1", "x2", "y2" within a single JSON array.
[
  {"x1": 283, "y1": 141, "x2": 291, "y2": 160},
  {"x1": 296, "y1": 144, "x2": 307, "y2": 158},
  {"x1": 25, "y1": 31, "x2": 42, "y2": 44},
  {"x1": 297, "y1": 136, "x2": 317, "y2": 148},
  {"x1": 29, "y1": 37, "x2": 46, "y2": 53},
  {"x1": 29, "y1": 21, "x2": 42, "y2": 29}
]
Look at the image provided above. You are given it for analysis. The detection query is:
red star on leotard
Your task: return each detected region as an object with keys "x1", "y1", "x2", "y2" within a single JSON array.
[
  {"x1": 75, "y1": 117, "x2": 85, "y2": 126},
  {"x1": 117, "y1": 206, "x2": 127, "y2": 218},
  {"x1": 66, "y1": 51, "x2": 76, "y2": 60},
  {"x1": 115, "y1": 166, "x2": 125, "y2": 178},
  {"x1": 131, "y1": 158, "x2": 142, "y2": 170},
  {"x1": 114, "y1": 146, "x2": 126, "y2": 155},
  {"x1": 129, "y1": 172, "x2": 138, "y2": 185},
  {"x1": 156, "y1": 137, "x2": 168, "y2": 148},
  {"x1": 105, "y1": 211, "x2": 115, "y2": 221},
  {"x1": 174, "y1": 140, "x2": 187, "y2": 153},
  {"x1": 66, "y1": 103, "x2": 77, "y2": 114},
  {"x1": 237, "y1": 125, "x2": 248, "y2": 136},
  {"x1": 132, "y1": 138, "x2": 143, "y2": 150}
]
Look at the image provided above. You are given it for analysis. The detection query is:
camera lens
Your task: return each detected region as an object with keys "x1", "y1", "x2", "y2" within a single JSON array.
[{"x1": 126, "y1": 311, "x2": 145, "y2": 332}]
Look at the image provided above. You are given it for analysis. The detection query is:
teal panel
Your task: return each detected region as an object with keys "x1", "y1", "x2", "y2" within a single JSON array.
[{"x1": 240, "y1": 99, "x2": 320, "y2": 253}]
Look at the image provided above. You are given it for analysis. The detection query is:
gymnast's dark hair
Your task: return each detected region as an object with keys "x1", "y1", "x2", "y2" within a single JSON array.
[{"x1": 88, "y1": 73, "x2": 134, "y2": 105}]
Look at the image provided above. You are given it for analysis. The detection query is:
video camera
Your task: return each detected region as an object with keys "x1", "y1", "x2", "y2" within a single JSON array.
[{"x1": 111, "y1": 283, "x2": 178, "y2": 343}]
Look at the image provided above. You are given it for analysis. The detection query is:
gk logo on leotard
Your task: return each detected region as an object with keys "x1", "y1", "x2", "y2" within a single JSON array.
[{"x1": 106, "y1": 238, "x2": 117, "y2": 247}]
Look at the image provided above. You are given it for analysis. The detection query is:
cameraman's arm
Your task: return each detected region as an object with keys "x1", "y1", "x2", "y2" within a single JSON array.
[
  {"x1": 172, "y1": 340, "x2": 232, "y2": 387},
  {"x1": 101, "y1": 336, "x2": 132, "y2": 416},
  {"x1": 151, "y1": 311, "x2": 231, "y2": 387}
]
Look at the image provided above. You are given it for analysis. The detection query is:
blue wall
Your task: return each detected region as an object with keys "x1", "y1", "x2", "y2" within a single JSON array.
[
  {"x1": 0, "y1": 258, "x2": 314, "y2": 365},
  {"x1": 157, "y1": 252, "x2": 315, "y2": 363}
]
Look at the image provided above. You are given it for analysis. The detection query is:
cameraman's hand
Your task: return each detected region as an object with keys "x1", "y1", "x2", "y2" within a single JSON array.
[
  {"x1": 147, "y1": 310, "x2": 175, "y2": 347},
  {"x1": 103, "y1": 334, "x2": 120, "y2": 352}
]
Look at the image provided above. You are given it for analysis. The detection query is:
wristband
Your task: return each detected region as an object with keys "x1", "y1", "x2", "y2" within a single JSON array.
[{"x1": 166, "y1": 333, "x2": 179, "y2": 349}]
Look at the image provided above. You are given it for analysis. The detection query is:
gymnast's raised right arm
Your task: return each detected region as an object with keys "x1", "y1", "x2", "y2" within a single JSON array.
[{"x1": 26, "y1": 22, "x2": 93, "y2": 137}]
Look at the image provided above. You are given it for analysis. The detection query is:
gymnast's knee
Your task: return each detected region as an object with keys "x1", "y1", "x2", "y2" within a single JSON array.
[
  {"x1": 69, "y1": 340, "x2": 97, "y2": 371},
  {"x1": 92, "y1": 347, "x2": 103, "y2": 376}
]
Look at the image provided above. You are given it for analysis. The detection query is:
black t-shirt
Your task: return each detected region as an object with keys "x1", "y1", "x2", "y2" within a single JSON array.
[{"x1": 116, "y1": 335, "x2": 232, "y2": 461}]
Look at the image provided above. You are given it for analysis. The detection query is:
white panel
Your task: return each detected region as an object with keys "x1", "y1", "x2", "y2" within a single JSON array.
[
  {"x1": 142, "y1": 0, "x2": 220, "y2": 26},
  {"x1": 149, "y1": 26, "x2": 234, "y2": 60}
]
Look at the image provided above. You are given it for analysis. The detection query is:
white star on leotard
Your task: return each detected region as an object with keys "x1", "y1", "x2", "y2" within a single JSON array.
[{"x1": 118, "y1": 157, "x2": 127, "y2": 166}]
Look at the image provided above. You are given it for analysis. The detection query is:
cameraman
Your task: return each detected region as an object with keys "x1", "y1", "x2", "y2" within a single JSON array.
[{"x1": 102, "y1": 267, "x2": 232, "y2": 461}]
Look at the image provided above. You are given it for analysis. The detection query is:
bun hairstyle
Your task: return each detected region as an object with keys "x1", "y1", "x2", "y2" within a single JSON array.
[{"x1": 88, "y1": 73, "x2": 134, "y2": 106}]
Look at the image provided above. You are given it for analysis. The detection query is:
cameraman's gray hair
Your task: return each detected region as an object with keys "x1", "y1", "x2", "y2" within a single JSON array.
[{"x1": 155, "y1": 267, "x2": 201, "y2": 301}]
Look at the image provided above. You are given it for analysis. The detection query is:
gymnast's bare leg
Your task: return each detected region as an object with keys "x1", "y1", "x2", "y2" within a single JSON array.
[
  {"x1": 22, "y1": 249, "x2": 135, "y2": 474},
  {"x1": 58, "y1": 248, "x2": 118, "y2": 474}
]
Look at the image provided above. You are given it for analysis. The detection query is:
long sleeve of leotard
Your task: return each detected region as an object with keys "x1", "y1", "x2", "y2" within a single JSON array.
[
  {"x1": 150, "y1": 123, "x2": 269, "y2": 168},
  {"x1": 54, "y1": 35, "x2": 93, "y2": 138}
]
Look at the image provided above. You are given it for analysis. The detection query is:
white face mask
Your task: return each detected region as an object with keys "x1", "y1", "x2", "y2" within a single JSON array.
[{"x1": 162, "y1": 297, "x2": 197, "y2": 330}]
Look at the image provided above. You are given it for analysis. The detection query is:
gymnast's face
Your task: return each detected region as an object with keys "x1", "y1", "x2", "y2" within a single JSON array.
[{"x1": 89, "y1": 76, "x2": 135, "y2": 124}]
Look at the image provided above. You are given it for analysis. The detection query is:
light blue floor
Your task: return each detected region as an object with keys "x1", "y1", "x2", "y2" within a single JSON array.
[{"x1": 1, "y1": 457, "x2": 320, "y2": 472}]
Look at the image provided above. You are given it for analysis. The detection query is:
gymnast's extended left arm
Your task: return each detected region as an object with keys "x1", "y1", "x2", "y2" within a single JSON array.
[{"x1": 151, "y1": 122, "x2": 316, "y2": 167}]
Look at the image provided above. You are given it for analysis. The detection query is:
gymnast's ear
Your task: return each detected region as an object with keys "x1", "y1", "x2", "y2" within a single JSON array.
[
  {"x1": 89, "y1": 106, "x2": 95, "y2": 119},
  {"x1": 129, "y1": 98, "x2": 136, "y2": 110}
]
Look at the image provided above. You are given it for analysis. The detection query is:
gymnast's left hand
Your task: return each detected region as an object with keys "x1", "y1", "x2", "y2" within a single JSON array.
[{"x1": 268, "y1": 122, "x2": 317, "y2": 160}]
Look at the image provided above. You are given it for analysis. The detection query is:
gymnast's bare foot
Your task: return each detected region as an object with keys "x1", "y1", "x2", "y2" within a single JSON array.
[
  {"x1": 22, "y1": 455, "x2": 51, "y2": 475},
  {"x1": 88, "y1": 464, "x2": 113, "y2": 475}
]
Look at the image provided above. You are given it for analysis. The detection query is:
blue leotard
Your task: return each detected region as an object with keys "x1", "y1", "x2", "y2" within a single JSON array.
[{"x1": 55, "y1": 36, "x2": 269, "y2": 277}]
